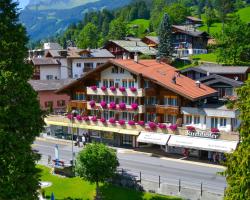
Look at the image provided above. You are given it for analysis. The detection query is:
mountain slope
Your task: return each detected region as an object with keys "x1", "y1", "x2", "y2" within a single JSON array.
[{"x1": 20, "y1": 0, "x2": 132, "y2": 41}]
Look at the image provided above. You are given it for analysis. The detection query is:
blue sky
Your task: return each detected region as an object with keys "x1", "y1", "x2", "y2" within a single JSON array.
[{"x1": 17, "y1": 0, "x2": 29, "y2": 9}]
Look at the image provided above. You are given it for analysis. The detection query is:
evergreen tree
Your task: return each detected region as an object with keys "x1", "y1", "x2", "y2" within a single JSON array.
[
  {"x1": 0, "y1": 0, "x2": 43, "y2": 199},
  {"x1": 223, "y1": 80, "x2": 250, "y2": 199},
  {"x1": 157, "y1": 13, "x2": 173, "y2": 60}
]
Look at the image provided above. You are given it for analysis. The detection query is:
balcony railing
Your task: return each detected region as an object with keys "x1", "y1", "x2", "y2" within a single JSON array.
[
  {"x1": 87, "y1": 102, "x2": 145, "y2": 113},
  {"x1": 68, "y1": 100, "x2": 87, "y2": 110},
  {"x1": 45, "y1": 115, "x2": 239, "y2": 141},
  {"x1": 87, "y1": 87, "x2": 145, "y2": 97},
  {"x1": 155, "y1": 105, "x2": 180, "y2": 115}
]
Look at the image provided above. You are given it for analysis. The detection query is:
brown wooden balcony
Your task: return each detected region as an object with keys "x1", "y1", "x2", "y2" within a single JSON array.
[
  {"x1": 68, "y1": 100, "x2": 87, "y2": 110},
  {"x1": 155, "y1": 105, "x2": 180, "y2": 115}
]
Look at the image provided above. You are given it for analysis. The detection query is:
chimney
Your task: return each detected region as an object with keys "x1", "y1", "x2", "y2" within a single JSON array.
[
  {"x1": 172, "y1": 76, "x2": 176, "y2": 84},
  {"x1": 196, "y1": 80, "x2": 201, "y2": 88},
  {"x1": 134, "y1": 52, "x2": 139, "y2": 63}
]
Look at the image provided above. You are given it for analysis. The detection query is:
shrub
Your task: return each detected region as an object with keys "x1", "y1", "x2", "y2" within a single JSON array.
[
  {"x1": 83, "y1": 116, "x2": 89, "y2": 121},
  {"x1": 67, "y1": 114, "x2": 74, "y2": 120},
  {"x1": 100, "y1": 118, "x2": 106, "y2": 123}
]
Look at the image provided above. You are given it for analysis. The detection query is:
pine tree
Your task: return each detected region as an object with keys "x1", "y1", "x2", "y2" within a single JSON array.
[
  {"x1": 157, "y1": 13, "x2": 173, "y2": 61},
  {"x1": 0, "y1": 1, "x2": 43, "y2": 199}
]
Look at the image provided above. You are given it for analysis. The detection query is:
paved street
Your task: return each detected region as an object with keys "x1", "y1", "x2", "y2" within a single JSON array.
[{"x1": 33, "y1": 138, "x2": 227, "y2": 195}]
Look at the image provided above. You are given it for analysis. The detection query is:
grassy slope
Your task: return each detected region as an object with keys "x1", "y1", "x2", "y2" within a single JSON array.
[
  {"x1": 191, "y1": 53, "x2": 218, "y2": 63},
  {"x1": 38, "y1": 165, "x2": 182, "y2": 200},
  {"x1": 198, "y1": 6, "x2": 250, "y2": 35},
  {"x1": 128, "y1": 19, "x2": 150, "y2": 37}
]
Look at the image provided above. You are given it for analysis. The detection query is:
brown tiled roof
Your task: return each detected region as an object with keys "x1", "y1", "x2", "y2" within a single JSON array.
[
  {"x1": 32, "y1": 58, "x2": 60, "y2": 66},
  {"x1": 57, "y1": 59, "x2": 217, "y2": 101}
]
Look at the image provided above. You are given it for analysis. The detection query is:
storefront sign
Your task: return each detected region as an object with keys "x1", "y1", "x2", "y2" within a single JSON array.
[{"x1": 187, "y1": 131, "x2": 219, "y2": 139}]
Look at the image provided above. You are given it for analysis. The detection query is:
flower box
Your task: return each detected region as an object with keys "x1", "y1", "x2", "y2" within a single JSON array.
[
  {"x1": 158, "y1": 124, "x2": 167, "y2": 129},
  {"x1": 89, "y1": 100, "x2": 96, "y2": 108},
  {"x1": 109, "y1": 102, "x2": 116, "y2": 110},
  {"x1": 119, "y1": 86, "x2": 126, "y2": 92},
  {"x1": 83, "y1": 116, "x2": 89, "y2": 121},
  {"x1": 76, "y1": 115, "x2": 82, "y2": 121},
  {"x1": 90, "y1": 85, "x2": 97, "y2": 91},
  {"x1": 130, "y1": 87, "x2": 137, "y2": 92},
  {"x1": 100, "y1": 101, "x2": 107, "y2": 109},
  {"x1": 169, "y1": 124, "x2": 177, "y2": 131},
  {"x1": 101, "y1": 86, "x2": 107, "y2": 91},
  {"x1": 118, "y1": 119, "x2": 125, "y2": 126},
  {"x1": 100, "y1": 118, "x2": 106, "y2": 123},
  {"x1": 110, "y1": 86, "x2": 116, "y2": 92},
  {"x1": 128, "y1": 120, "x2": 136, "y2": 126},
  {"x1": 109, "y1": 118, "x2": 116, "y2": 124},
  {"x1": 67, "y1": 114, "x2": 74, "y2": 120},
  {"x1": 211, "y1": 128, "x2": 220, "y2": 133},
  {"x1": 187, "y1": 126, "x2": 196, "y2": 132},
  {"x1": 91, "y1": 116, "x2": 98, "y2": 122},
  {"x1": 138, "y1": 121, "x2": 145, "y2": 126},
  {"x1": 119, "y1": 102, "x2": 126, "y2": 110},
  {"x1": 131, "y1": 103, "x2": 138, "y2": 110},
  {"x1": 148, "y1": 122, "x2": 157, "y2": 130}
]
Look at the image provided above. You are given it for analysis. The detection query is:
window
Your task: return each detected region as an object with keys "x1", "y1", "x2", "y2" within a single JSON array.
[
  {"x1": 103, "y1": 111, "x2": 109, "y2": 120},
  {"x1": 45, "y1": 101, "x2": 53, "y2": 108},
  {"x1": 83, "y1": 63, "x2": 94, "y2": 72},
  {"x1": 74, "y1": 74, "x2": 78, "y2": 78},
  {"x1": 164, "y1": 96, "x2": 178, "y2": 106},
  {"x1": 122, "y1": 96, "x2": 128, "y2": 104},
  {"x1": 146, "y1": 113, "x2": 156, "y2": 122},
  {"x1": 122, "y1": 112, "x2": 128, "y2": 120},
  {"x1": 186, "y1": 115, "x2": 192, "y2": 124},
  {"x1": 46, "y1": 75, "x2": 53, "y2": 80},
  {"x1": 103, "y1": 79, "x2": 108, "y2": 87},
  {"x1": 109, "y1": 79, "x2": 114, "y2": 87},
  {"x1": 96, "y1": 63, "x2": 104, "y2": 67},
  {"x1": 128, "y1": 97, "x2": 135, "y2": 105},
  {"x1": 194, "y1": 116, "x2": 200, "y2": 124},
  {"x1": 225, "y1": 88, "x2": 233, "y2": 96},
  {"x1": 120, "y1": 68, "x2": 125, "y2": 73},
  {"x1": 75, "y1": 92, "x2": 86, "y2": 100},
  {"x1": 57, "y1": 100, "x2": 65, "y2": 107},
  {"x1": 144, "y1": 80, "x2": 150, "y2": 88},
  {"x1": 76, "y1": 63, "x2": 81, "y2": 67},
  {"x1": 220, "y1": 118, "x2": 227, "y2": 127},
  {"x1": 111, "y1": 67, "x2": 118, "y2": 73},
  {"x1": 146, "y1": 97, "x2": 156, "y2": 105},
  {"x1": 109, "y1": 111, "x2": 115, "y2": 118},
  {"x1": 164, "y1": 114, "x2": 177, "y2": 124},
  {"x1": 109, "y1": 96, "x2": 114, "y2": 102},
  {"x1": 103, "y1": 96, "x2": 109, "y2": 103},
  {"x1": 122, "y1": 80, "x2": 127, "y2": 88},
  {"x1": 128, "y1": 80, "x2": 135, "y2": 87},
  {"x1": 122, "y1": 135, "x2": 133, "y2": 145},
  {"x1": 211, "y1": 117, "x2": 218, "y2": 128},
  {"x1": 128, "y1": 113, "x2": 134, "y2": 120}
]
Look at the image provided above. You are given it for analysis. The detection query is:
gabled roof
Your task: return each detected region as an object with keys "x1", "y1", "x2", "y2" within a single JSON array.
[
  {"x1": 143, "y1": 36, "x2": 159, "y2": 45},
  {"x1": 67, "y1": 48, "x2": 115, "y2": 59},
  {"x1": 172, "y1": 25, "x2": 208, "y2": 37},
  {"x1": 198, "y1": 74, "x2": 243, "y2": 87},
  {"x1": 186, "y1": 16, "x2": 202, "y2": 23},
  {"x1": 32, "y1": 58, "x2": 60, "y2": 66},
  {"x1": 57, "y1": 59, "x2": 217, "y2": 101}
]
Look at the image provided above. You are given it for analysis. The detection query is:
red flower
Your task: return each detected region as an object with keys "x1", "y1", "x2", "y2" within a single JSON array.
[
  {"x1": 128, "y1": 120, "x2": 135, "y2": 126},
  {"x1": 119, "y1": 102, "x2": 126, "y2": 110},
  {"x1": 158, "y1": 124, "x2": 167, "y2": 129},
  {"x1": 90, "y1": 85, "x2": 97, "y2": 91},
  {"x1": 130, "y1": 87, "x2": 137, "y2": 92},
  {"x1": 119, "y1": 86, "x2": 126, "y2": 92},
  {"x1": 187, "y1": 126, "x2": 195, "y2": 132},
  {"x1": 89, "y1": 100, "x2": 96, "y2": 108},
  {"x1": 118, "y1": 119, "x2": 125, "y2": 125},
  {"x1": 148, "y1": 122, "x2": 157, "y2": 130},
  {"x1": 110, "y1": 86, "x2": 116, "y2": 92},
  {"x1": 131, "y1": 103, "x2": 138, "y2": 110},
  {"x1": 109, "y1": 118, "x2": 116, "y2": 124},
  {"x1": 101, "y1": 86, "x2": 107, "y2": 91},
  {"x1": 138, "y1": 121, "x2": 145, "y2": 126}
]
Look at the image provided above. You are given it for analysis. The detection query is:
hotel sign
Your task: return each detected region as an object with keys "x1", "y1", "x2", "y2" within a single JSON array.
[{"x1": 187, "y1": 131, "x2": 219, "y2": 139}]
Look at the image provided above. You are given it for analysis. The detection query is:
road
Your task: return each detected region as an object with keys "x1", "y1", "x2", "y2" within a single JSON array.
[{"x1": 33, "y1": 139, "x2": 227, "y2": 195}]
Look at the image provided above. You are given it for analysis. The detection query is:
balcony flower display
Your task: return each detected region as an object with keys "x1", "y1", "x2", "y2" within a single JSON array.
[
  {"x1": 169, "y1": 124, "x2": 177, "y2": 131},
  {"x1": 89, "y1": 100, "x2": 96, "y2": 108},
  {"x1": 128, "y1": 120, "x2": 136, "y2": 126},
  {"x1": 91, "y1": 116, "x2": 98, "y2": 122},
  {"x1": 187, "y1": 126, "x2": 195, "y2": 132},
  {"x1": 119, "y1": 86, "x2": 126, "y2": 92},
  {"x1": 100, "y1": 118, "x2": 106, "y2": 123},
  {"x1": 148, "y1": 122, "x2": 157, "y2": 130},
  {"x1": 101, "y1": 86, "x2": 107, "y2": 91},
  {"x1": 118, "y1": 119, "x2": 125, "y2": 126},
  {"x1": 119, "y1": 102, "x2": 126, "y2": 110},
  {"x1": 76, "y1": 115, "x2": 82, "y2": 121},
  {"x1": 83, "y1": 116, "x2": 89, "y2": 121},
  {"x1": 110, "y1": 86, "x2": 116, "y2": 92},
  {"x1": 100, "y1": 101, "x2": 107, "y2": 109},
  {"x1": 158, "y1": 123, "x2": 167, "y2": 129},
  {"x1": 67, "y1": 114, "x2": 74, "y2": 120},
  {"x1": 109, "y1": 118, "x2": 116, "y2": 124},
  {"x1": 90, "y1": 85, "x2": 97, "y2": 91},
  {"x1": 138, "y1": 121, "x2": 145, "y2": 126},
  {"x1": 131, "y1": 103, "x2": 138, "y2": 110},
  {"x1": 109, "y1": 102, "x2": 116, "y2": 110},
  {"x1": 211, "y1": 128, "x2": 220, "y2": 133},
  {"x1": 130, "y1": 87, "x2": 137, "y2": 92}
]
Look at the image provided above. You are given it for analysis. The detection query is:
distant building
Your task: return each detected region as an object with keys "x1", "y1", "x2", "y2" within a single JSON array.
[
  {"x1": 185, "y1": 16, "x2": 203, "y2": 26},
  {"x1": 141, "y1": 36, "x2": 159, "y2": 48}
]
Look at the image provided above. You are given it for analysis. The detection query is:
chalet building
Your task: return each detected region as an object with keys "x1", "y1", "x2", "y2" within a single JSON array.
[
  {"x1": 185, "y1": 16, "x2": 203, "y2": 26},
  {"x1": 29, "y1": 79, "x2": 74, "y2": 113},
  {"x1": 45, "y1": 58, "x2": 239, "y2": 160},
  {"x1": 141, "y1": 36, "x2": 159, "y2": 48},
  {"x1": 104, "y1": 40, "x2": 157, "y2": 59}
]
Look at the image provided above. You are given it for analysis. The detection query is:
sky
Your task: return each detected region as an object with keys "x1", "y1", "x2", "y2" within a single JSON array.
[{"x1": 17, "y1": 0, "x2": 29, "y2": 9}]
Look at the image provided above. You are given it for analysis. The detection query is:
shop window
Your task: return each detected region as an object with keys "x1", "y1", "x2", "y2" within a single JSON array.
[
  {"x1": 211, "y1": 117, "x2": 218, "y2": 128},
  {"x1": 220, "y1": 118, "x2": 227, "y2": 127},
  {"x1": 186, "y1": 115, "x2": 192, "y2": 124},
  {"x1": 57, "y1": 100, "x2": 65, "y2": 107},
  {"x1": 194, "y1": 116, "x2": 200, "y2": 124}
]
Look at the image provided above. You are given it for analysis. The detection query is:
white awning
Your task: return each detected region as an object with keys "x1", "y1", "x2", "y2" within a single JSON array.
[
  {"x1": 137, "y1": 132, "x2": 171, "y2": 145},
  {"x1": 168, "y1": 135, "x2": 238, "y2": 153}
]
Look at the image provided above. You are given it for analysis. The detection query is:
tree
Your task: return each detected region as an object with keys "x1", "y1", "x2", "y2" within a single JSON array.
[
  {"x1": 108, "y1": 19, "x2": 127, "y2": 40},
  {"x1": 164, "y1": 3, "x2": 191, "y2": 24},
  {"x1": 216, "y1": 16, "x2": 250, "y2": 65},
  {"x1": 204, "y1": 0, "x2": 216, "y2": 34},
  {"x1": 76, "y1": 143, "x2": 119, "y2": 194},
  {"x1": 157, "y1": 13, "x2": 173, "y2": 60},
  {"x1": 223, "y1": 80, "x2": 250, "y2": 199},
  {"x1": 0, "y1": 1, "x2": 44, "y2": 199},
  {"x1": 77, "y1": 23, "x2": 99, "y2": 49}
]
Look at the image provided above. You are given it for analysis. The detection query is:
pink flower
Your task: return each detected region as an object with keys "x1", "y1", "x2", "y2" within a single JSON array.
[
  {"x1": 89, "y1": 100, "x2": 95, "y2": 108},
  {"x1": 90, "y1": 85, "x2": 97, "y2": 91},
  {"x1": 148, "y1": 122, "x2": 157, "y2": 130},
  {"x1": 83, "y1": 116, "x2": 89, "y2": 121},
  {"x1": 118, "y1": 119, "x2": 125, "y2": 125},
  {"x1": 211, "y1": 128, "x2": 220, "y2": 133},
  {"x1": 91, "y1": 116, "x2": 98, "y2": 122},
  {"x1": 100, "y1": 118, "x2": 106, "y2": 123},
  {"x1": 109, "y1": 118, "x2": 116, "y2": 124},
  {"x1": 130, "y1": 87, "x2": 137, "y2": 92},
  {"x1": 158, "y1": 123, "x2": 167, "y2": 129},
  {"x1": 110, "y1": 86, "x2": 116, "y2": 92},
  {"x1": 119, "y1": 102, "x2": 126, "y2": 110},
  {"x1": 131, "y1": 103, "x2": 138, "y2": 110},
  {"x1": 169, "y1": 124, "x2": 177, "y2": 131},
  {"x1": 101, "y1": 86, "x2": 107, "y2": 91},
  {"x1": 128, "y1": 120, "x2": 135, "y2": 126},
  {"x1": 119, "y1": 86, "x2": 126, "y2": 92},
  {"x1": 76, "y1": 115, "x2": 82, "y2": 121},
  {"x1": 187, "y1": 126, "x2": 195, "y2": 132},
  {"x1": 100, "y1": 101, "x2": 107, "y2": 109},
  {"x1": 67, "y1": 114, "x2": 74, "y2": 120},
  {"x1": 138, "y1": 121, "x2": 145, "y2": 126},
  {"x1": 109, "y1": 102, "x2": 116, "y2": 110}
]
